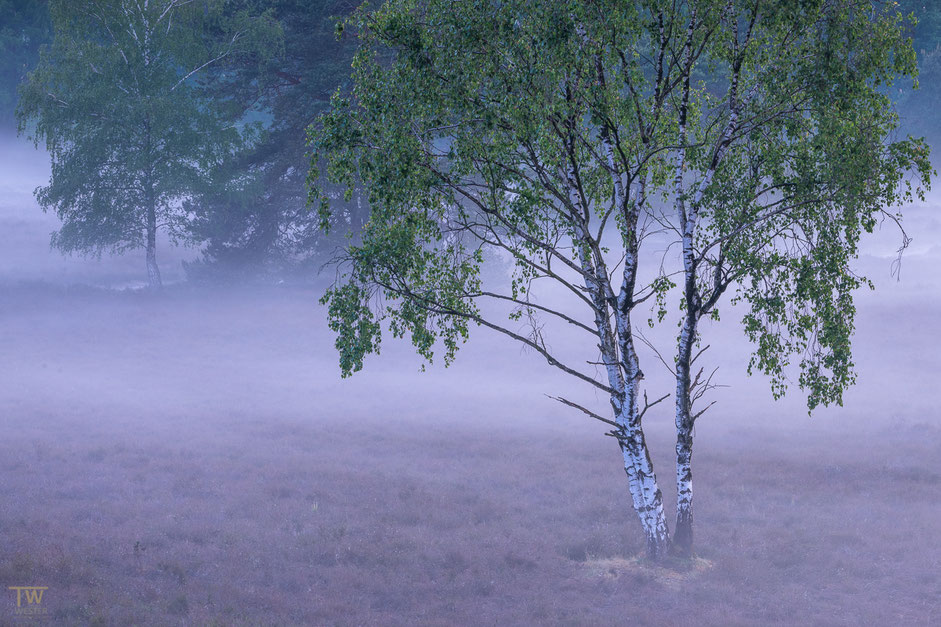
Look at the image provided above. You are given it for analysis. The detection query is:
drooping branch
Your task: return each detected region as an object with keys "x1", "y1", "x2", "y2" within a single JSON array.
[
  {"x1": 367, "y1": 273, "x2": 617, "y2": 396},
  {"x1": 470, "y1": 290, "x2": 596, "y2": 335}
]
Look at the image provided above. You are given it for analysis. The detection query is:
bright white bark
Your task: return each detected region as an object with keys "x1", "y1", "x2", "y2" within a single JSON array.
[{"x1": 561, "y1": 149, "x2": 670, "y2": 557}]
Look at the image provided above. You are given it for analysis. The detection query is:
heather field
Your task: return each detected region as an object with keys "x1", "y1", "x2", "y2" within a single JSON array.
[{"x1": 0, "y1": 281, "x2": 939, "y2": 626}]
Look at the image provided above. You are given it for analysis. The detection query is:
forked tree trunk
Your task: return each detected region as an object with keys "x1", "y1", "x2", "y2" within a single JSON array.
[
  {"x1": 611, "y1": 360, "x2": 671, "y2": 560},
  {"x1": 611, "y1": 257, "x2": 671, "y2": 560},
  {"x1": 563, "y1": 138, "x2": 670, "y2": 559},
  {"x1": 603, "y1": 326, "x2": 671, "y2": 560}
]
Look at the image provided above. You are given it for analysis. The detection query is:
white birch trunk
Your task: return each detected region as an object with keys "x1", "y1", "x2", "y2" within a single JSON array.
[
  {"x1": 564, "y1": 158, "x2": 670, "y2": 559},
  {"x1": 673, "y1": 314, "x2": 697, "y2": 556},
  {"x1": 613, "y1": 276, "x2": 670, "y2": 559},
  {"x1": 616, "y1": 404, "x2": 671, "y2": 558},
  {"x1": 670, "y1": 13, "x2": 699, "y2": 557}
]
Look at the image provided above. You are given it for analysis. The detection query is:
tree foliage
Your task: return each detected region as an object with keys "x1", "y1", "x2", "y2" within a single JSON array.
[
  {"x1": 670, "y1": 0, "x2": 933, "y2": 410},
  {"x1": 312, "y1": 0, "x2": 929, "y2": 398},
  {"x1": 894, "y1": 0, "x2": 941, "y2": 140},
  {"x1": 16, "y1": 0, "x2": 280, "y2": 286},
  {"x1": 660, "y1": 0, "x2": 933, "y2": 556}
]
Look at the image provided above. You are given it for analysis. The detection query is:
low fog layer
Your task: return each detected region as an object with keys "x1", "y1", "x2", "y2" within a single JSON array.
[
  {"x1": 1, "y1": 134, "x2": 939, "y2": 624},
  {"x1": 0, "y1": 133, "x2": 199, "y2": 288},
  {"x1": 4, "y1": 130, "x2": 938, "y2": 427}
]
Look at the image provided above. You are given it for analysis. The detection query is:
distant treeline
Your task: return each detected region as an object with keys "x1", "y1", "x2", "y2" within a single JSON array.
[{"x1": 2, "y1": 0, "x2": 937, "y2": 278}]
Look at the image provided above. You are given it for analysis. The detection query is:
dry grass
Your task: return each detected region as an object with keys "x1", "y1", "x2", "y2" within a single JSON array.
[
  {"x1": 583, "y1": 556, "x2": 714, "y2": 588},
  {"x1": 0, "y1": 284, "x2": 939, "y2": 625}
]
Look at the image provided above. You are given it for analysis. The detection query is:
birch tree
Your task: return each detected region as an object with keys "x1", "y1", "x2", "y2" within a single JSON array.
[
  {"x1": 308, "y1": 0, "x2": 931, "y2": 560},
  {"x1": 658, "y1": 1, "x2": 932, "y2": 556},
  {"x1": 16, "y1": 0, "x2": 279, "y2": 288}
]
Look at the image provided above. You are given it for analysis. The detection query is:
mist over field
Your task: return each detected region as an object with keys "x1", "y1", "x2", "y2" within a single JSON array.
[
  {"x1": 4, "y1": 0, "x2": 941, "y2": 623},
  {"x1": 2, "y1": 124, "x2": 940, "y2": 625}
]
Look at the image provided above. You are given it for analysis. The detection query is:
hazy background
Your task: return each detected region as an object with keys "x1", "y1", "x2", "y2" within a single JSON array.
[{"x1": 1, "y1": 122, "x2": 939, "y2": 625}]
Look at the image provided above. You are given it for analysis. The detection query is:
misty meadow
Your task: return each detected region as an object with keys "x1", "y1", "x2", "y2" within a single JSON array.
[{"x1": 1, "y1": 1, "x2": 940, "y2": 625}]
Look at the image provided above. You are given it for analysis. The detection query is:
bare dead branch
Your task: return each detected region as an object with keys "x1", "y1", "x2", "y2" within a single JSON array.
[
  {"x1": 546, "y1": 395, "x2": 619, "y2": 428},
  {"x1": 638, "y1": 391, "x2": 670, "y2": 422},
  {"x1": 692, "y1": 400, "x2": 717, "y2": 421},
  {"x1": 690, "y1": 344, "x2": 711, "y2": 366}
]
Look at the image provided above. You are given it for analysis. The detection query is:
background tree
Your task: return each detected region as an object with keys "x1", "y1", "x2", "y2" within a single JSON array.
[
  {"x1": 310, "y1": 0, "x2": 932, "y2": 560},
  {"x1": 898, "y1": 1, "x2": 941, "y2": 143},
  {"x1": 16, "y1": 0, "x2": 280, "y2": 288},
  {"x1": 0, "y1": 0, "x2": 50, "y2": 128},
  {"x1": 184, "y1": 0, "x2": 361, "y2": 279}
]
